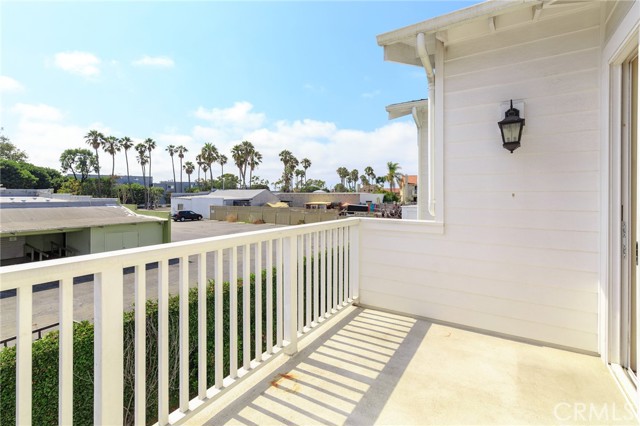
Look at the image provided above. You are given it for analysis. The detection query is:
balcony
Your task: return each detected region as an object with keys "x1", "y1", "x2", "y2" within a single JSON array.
[{"x1": 0, "y1": 218, "x2": 633, "y2": 425}]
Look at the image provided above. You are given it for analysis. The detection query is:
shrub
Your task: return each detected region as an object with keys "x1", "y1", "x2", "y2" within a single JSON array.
[{"x1": 0, "y1": 271, "x2": 278, "y2": 426}]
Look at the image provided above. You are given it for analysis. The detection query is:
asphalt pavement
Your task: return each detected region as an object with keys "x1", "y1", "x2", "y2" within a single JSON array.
[{"x1": 0, "y1": 219, "x2": 288, "y2": 343}]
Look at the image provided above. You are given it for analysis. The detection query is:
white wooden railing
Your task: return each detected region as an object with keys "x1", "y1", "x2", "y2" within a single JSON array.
[{"x1": 0, "y1": 218, "x2": 359, "y2": 425}]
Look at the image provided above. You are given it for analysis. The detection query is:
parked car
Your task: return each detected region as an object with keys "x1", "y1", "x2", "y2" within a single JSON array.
[{"x1": 172, "y1": 210, "x2": 203, "y2": 222}]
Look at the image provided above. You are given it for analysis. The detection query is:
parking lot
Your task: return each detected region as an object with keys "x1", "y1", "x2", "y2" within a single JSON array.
[{"x1": 0, "y1": 219, "x2": 288, "y2": 342}]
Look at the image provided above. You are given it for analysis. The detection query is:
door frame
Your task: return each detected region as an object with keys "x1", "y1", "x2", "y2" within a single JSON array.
[{"x1": 603, "y1": 3, "x2": 639, "y2": 413}]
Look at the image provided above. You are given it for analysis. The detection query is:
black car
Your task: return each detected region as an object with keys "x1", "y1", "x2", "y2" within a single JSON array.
[{"x1": 172, "y1": 210, "x2": 203, "y2": 222}]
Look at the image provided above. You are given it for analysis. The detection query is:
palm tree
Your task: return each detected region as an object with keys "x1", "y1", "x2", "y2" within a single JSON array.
[
  {"x1": 175, "y1": 145, "x2": 188, "y2": 192},
  {"x1": 301, "y1": 158, "x2": 311, "y2": 185},
  {"x1": 248, "y1": 149, "x2": 262, "y2": 189},
  {"x1": 201, "y1": 143, "x2": 218, "y2": 185},
  {"x1": 119, "y1": 137, "x2": 134, "y2": 187},
  {"x1": 350, "y1": 169, "x2": 359, "y2": 191},
  {"x1": 195, "y1": 154, "x2": 203, "y2": 184},
  {"x1": 336, "y1": 167, "x2": 349, "y2": 187},
  {"x1": 135, "y1": 143, "x2": 148, "y2": 206},
  {"x1": 218, "y1": 154, "x2": 228, "y2": 189},
  {"x1": 364, "y1": 166, "x2": 376, "y2": 183},
  {"x1": 295, "y1": 169, "x2": 305, "y2": 190},
  {"x1": 102, "y1": 135, "x2": 121, "y2": 177},
  {"x1": 165, "y1": 145, "x2": 177, "y2": 192},
  {"x1": 183, "y1": 161, "x2": 195, "y2": 191},
  {"x1": 386, "y1": 161, "x2": 402, "y2": 193},
  {"x1": 201, "y1": 163, "x2": 210, "y2": 188},
  {"x1": 279, "y1": 150, "x2": 298, "y2": 192},
  {"x1": 143, "y1": 138, "x2": 156, "y2": 192},
  {"x1": 84, "y1": 129, "x2": 105, "y2": 195}
]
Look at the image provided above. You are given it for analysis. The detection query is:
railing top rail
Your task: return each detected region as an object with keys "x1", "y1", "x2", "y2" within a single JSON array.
[{"x1": 0, "y1": 217, "x2": 360, "y2": 291}]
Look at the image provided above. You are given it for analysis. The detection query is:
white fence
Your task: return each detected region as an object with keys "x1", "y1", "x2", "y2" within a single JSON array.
[{"x1": 0, "y1": 218, "x2": 359, "y2": 425}]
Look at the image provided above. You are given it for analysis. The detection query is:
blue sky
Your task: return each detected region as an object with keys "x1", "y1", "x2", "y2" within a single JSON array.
[{"x1": 1, "y1": 1, "x2": 475, "y2": 187}]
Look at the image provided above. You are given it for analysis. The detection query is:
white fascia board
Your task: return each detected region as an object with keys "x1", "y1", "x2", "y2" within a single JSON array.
[
  {"x1": 385, "y1": 100, "x2": 429, "y2": 120},
  {"x1": 376, "y1": 0, "x2": 540, "y2": 47}
]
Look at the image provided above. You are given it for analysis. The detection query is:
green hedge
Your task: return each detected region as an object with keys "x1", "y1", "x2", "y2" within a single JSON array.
[
  {"x1": 0, "y1": 270, "x2": 277, "y2": 425},
  {"x1": 0, "y1": 255, "x2": 342, "y2": 425}
]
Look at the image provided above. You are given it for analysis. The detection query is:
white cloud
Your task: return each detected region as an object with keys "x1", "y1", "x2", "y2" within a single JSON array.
[
  {"x1": 53, "y1": 51, "x2": 101, "y2": 78},
  {"x1": 190, "y1": 103, "x2": 417, "y2": 187},
  {"x1": 132, "y1": 55, "x2": 175, "y2": 68},
  {"x1": 11, "y1": 103, "x2": 64, "y2": 121},
  {"x1": 194, "y1": 101, "x2": 266, "y2": 133},
  {"x1": 0, "y1": 76, "x2": 24, "y2": 93},
  {"x1": 5, "y1": 101, "x2": 418, "y2": 189}
]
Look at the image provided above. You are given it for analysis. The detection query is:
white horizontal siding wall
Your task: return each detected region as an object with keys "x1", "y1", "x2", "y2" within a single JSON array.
[{"x1": 361, "y1": 5, "x2": 602, "y2": 352}]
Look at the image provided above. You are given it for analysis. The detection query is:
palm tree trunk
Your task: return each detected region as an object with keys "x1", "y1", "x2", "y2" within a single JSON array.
[
  {"x1": 125, "y1": 152, "x2": 131, "y2": 203},
  {"x1": 171, "y1": 156, "x2": 176, "y2": 194},
  {"x1": 95, "y1": 148, "x2": 102, "y2": 197},
  {"x1": 179, "y1": 158, "x2": 183, "y2": 193}
]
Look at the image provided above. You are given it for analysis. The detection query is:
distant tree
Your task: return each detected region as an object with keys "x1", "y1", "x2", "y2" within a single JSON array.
[
  {"x1": 301, "y1": 178, "x2": 327, "y2": 193},
  {"x1": 248, "y1": 147, "x2": 262, "y2": 189},
  {"x1": 135, "y1": 143, "x2": 149, "y2": 207},
  {"x1": 349, "y1": 169, "x2": 359, "y2": 191},
  {"x1": 0, "y1": 133, "x2": 28, "y2": 162},
  {"x1": 166, "y1": 145, "x2": 177, "y2": 191},
  {"x1": 102, "y1": 135, "x2": 121, "y2": 177},
  {"x1": 336, "y1": 167, "x2": 349, "y2": 187},
  {"x1": 84, "y1": 129, "x2": 105, "y2": 195},
  {"x1": 201, "y1": 142, "x2": 218, "y2": 184},
  {"x1": 333, "y1": 183, "x2": 348, "y2": 193},
  {"x1": 0, "y1": 160, "x2": 37, "y2": 188},
  {"x1": 59, "y1": 148, "x2": 97, "y2": 182},
  {"x1": 250, "y1": 175, "x2": 270, "y2": 189},
  {"x1": 301, "y1": 158, "x2": 311, "y2": 185},
  {"x1": 218, "y1": 154, "x2": 228, "y2": 189},
  {"x1": 294, "y1": 169, "x2": 305, "y2": 190},
  {"x1": 279, "y1": 150, "x2": 298, "y2": 192},
  {"x1": 143, "y1": 138, "x2": 157, "y2": 187},
  {"x1": 119, "y1": 137, "x2": 134, "y2": 187},
  {"x1": 364, "y1": 166, "x2": 376, "y2": 183},
  {"x1": 386, "y1": 161, "x2": 402, "y2": 193},
  {"x1": 183, "y1": 161, "x2": 195, "y2": 191},
  {"x1": 176, "y1": 145, "x2": 188, "y2": 192}
]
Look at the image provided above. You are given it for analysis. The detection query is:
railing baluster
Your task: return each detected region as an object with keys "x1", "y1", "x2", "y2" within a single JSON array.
[
  {"x1": 215, "y1": 249, "x2": 224, "y2": 389},
  {"x1": 338, "y1": 227, "x2": 344, "y2": 307},
  {"x1": 158, "y1": 259, "x2": 169, "y2": 425},
  {"x1": 266, "y1": 239, "x2": 274, "y2": 354},
  {"x1": 276, "y1": 238, "x2": 283, "y2": 347},
  {"x1": 314, "y1": 231, "x2": 319, "y2": 324},
  {"x1": 255, "y1": 241, "x2": 263, "y2": 362},
  {"x1": 333, "y1": 228, "x2": 338, "y2": 311},
  {"x1": 350, "y1": 224, "x2": 359, "y2": 301},
  {"x1": 59, "y1": 277, "x2": 73, "y2": 425},
  {"x1": 305, "y1": 234, "x2": 311, "y2": 329},
  {"x1": 198, "y1": 252, "x2": 207, "y2": 398},
  {"x1": 94, "y1": 268, "x2": 123, "y2": 425},
  {"x1": 243, "y1": 244, "x2": 251, "y2": 371},
  {"x1": 320, "y1": 230, "x2": 326, "y2": 319},
  {"x1": 284, "y1": 235, "x2": 298, "y2": 355},
  {"x1": 179, "y1": 256, "x2": 189, "y2": 412},
  {"x1": 298, "y1": 235, "x2": 304, "y2": 332},
  {"x1": 344, "y1": 226, "x2": 350, "y2": 305},
  {"x1": 16, "y1": 285, "x2": 32, "y2": 425},
  {"x1": 230, "y1": 246, "x2": 238, "y2": 378},
  {"x1": 135, "y1": 264, "x2": 147, "y2": 426}
]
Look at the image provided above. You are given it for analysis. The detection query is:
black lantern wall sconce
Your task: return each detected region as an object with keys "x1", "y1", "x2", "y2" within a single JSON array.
[{"x1": 498, "y1": 100, "x2": 525, "y2": 153}]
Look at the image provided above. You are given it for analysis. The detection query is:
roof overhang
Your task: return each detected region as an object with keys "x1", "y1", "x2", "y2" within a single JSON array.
[
  {"x1": 376, "y1": 0, "x2": 596, "y2": 66},
  {"x1": 0, "y1": 206, "x2": 165, "y2": 236},
  {"x1": 386, "y1": 99, "x2": 429, "y2": 120}
]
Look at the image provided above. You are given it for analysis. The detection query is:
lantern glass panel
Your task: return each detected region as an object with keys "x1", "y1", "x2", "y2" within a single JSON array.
[{"x1": 502, "y1": 122, "x2": 521, "y2": 143}]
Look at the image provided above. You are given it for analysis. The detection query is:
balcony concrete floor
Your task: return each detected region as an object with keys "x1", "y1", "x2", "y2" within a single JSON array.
[{"x1": 187, "y1": 306, "x2": 636, "y2": 426}]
